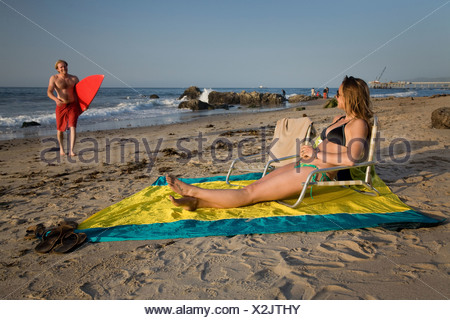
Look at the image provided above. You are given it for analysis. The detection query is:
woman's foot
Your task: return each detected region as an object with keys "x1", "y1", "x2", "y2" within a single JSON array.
[
  {"x1": 169, "y1": 195, "x2": 198, "y2": 211},
  {"x1": 166, "y1": 175, "x2": 195, "y2": 197}
]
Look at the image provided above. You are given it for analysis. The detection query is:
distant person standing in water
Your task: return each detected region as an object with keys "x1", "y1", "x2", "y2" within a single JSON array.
[{"x1": 47, "y1": 60, "x2": 80, "y2": 156}]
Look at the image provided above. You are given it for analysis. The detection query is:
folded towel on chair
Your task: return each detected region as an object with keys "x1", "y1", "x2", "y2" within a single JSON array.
[{"x1": 269, "y1": 117, "x2": 313, "y2": 167}]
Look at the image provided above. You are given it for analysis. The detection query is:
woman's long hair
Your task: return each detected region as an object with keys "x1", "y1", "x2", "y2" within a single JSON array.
[{"x1": 341, "y1": 76, "x2": 373, "y2": 125}]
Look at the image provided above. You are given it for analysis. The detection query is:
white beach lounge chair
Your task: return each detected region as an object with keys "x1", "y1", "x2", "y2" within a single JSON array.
[
  {"x1": 275, "y1": 115, "x2": 380, "y2": 208},
  {"x1": 227, "y1": 116, "x2": 380, "y2": 208},
  {"x1": 226, "y1": 117, "x2": 314, "y2": 186}
]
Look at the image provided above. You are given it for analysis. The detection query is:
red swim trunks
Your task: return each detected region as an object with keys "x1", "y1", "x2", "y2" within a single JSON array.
[{"x1": 55, "y1": 102, "x2": 82, "y2": 131}]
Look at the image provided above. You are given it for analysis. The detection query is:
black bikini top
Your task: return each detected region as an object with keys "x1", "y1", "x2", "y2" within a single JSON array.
[{"x1": 320, "y1": 116, "x2": 349, "y2": 146}]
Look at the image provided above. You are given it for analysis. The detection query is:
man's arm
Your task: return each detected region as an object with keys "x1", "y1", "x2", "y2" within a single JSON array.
[
  {"x1": 47, "y1": 75, "x2": 62, "y2": 104},
  {"x1": 73, "y1": 76, "x2": 79, "y2": 102}
]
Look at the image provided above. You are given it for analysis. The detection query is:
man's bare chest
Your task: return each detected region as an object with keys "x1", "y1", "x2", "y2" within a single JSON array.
[{"x1": 55, "y1": 76, "x2": 76, "y2": 90}]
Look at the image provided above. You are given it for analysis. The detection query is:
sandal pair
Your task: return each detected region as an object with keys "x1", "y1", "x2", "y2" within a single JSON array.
[
  {"x1": 53, "y1": 232, "x2": 87, "y2": 254},
  {"x1": 34, "y1": 223, "x2": 86, "y2": 254}
]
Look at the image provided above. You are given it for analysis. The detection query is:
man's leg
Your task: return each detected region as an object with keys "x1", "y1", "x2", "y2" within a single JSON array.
[
  {"x1": 67, "y1": 103, "x2": 80, "y2": 157},
  {"x1": 57, "y1": 130, "x2": 65, "y2": 155},
  {"x1": 69, "y1": 127, "x2": 77, "y2": 156}
]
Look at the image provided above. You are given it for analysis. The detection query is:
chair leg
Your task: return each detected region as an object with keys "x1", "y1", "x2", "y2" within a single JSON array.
[{"x1": 351, "y1": 183, "x2": 380, "y2": 196}]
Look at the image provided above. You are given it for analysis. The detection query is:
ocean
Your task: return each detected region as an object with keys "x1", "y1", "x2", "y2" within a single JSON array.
[{"x1": 1, "y1": 86, "x2": 449, "y2": 140}]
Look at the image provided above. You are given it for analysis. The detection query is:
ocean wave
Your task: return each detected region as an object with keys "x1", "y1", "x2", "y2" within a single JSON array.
[
  {"x1": 86, "y1": 101, "x2": 187, "y2": 119},
  {"x1": 0, "y1": 113, "x2": 56, "y2": 127},
  {"x1": 199, "y1": 88, "x2": 213, "y2": 103},
  {"x1": 0, "y1": 97, "x2": 188, "y2": 128},
  {"x1": 286, "y1": 93, "x2": 299, "y2": 99},
  {"x1": 371, "y1": 90, "x2": 418, "y2": 98}
]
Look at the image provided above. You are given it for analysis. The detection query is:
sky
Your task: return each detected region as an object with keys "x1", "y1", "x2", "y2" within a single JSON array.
[{"x1": 0, "y1": 0, "x2": 449, "y2": 88}]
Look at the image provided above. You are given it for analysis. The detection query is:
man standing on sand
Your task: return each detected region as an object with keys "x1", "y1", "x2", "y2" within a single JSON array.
[{"x1": 47, "y1": 59, "x2": 80, "y2": 157}]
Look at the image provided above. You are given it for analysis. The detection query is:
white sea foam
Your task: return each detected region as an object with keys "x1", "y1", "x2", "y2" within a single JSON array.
[
  {"x1": 0, "y1": 96, "x2": 186, "y2": 127},
  {"x1": 199, "y1": 88, "x2": 213, "y2": 103},
  {"x1": 371, "y1": 90, "x2": 418, "y2": 98},
  {"x1": 82, "y1": 98, "x2": 187, "y2": 120},
  {"x1": 0, "y1": 113, "x2": 56, "y2": 127}
]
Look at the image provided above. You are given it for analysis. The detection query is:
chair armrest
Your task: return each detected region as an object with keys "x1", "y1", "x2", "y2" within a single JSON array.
[
  {"x1": 278, "y1": 160, "x2": 377, "y2": 208},
  {"x1": 226, "y1": 152, "x2": 266, "y2": 185},
  {"x1": 302, "y1": 161, "x2": 376, "y2": 176}
]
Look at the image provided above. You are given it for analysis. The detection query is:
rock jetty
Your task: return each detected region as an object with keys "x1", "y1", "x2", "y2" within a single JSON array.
[{"x1": 178, "y1": 86, "x2": 291, "y2": 111}]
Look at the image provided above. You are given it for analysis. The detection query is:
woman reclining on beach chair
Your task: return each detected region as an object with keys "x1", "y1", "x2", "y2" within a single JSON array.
[{"x1": 167, "y1": 76, "x2": 374, "y2": 211}]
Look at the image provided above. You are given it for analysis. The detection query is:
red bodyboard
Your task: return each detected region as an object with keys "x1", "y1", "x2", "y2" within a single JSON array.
[{"x1": 75, "y1": 75, "x2": 104, "y2": 112}]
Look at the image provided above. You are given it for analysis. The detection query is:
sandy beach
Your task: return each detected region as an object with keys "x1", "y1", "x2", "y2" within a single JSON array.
[{"x1": 0, "y1": 96, "x2": 449, "y2": 300}]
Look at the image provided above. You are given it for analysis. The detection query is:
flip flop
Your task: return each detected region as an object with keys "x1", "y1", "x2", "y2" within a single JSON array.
[
  {"x1": 53, "y1": 232, "x2": 87, "y2": 254},
  {"x1": 57, "y1": 220, "x2": 78, "y2": 229},
  {"x1": 34, "y1": 225, "x2": 73, "y2": 254},
  {"x1": 25, "y1": 223, "x2": 46, "y2": 240}
]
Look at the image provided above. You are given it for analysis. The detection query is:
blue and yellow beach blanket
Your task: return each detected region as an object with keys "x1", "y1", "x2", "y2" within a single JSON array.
[{"x1": 78, "y1": 172, "x2": 441, "y2": 242}]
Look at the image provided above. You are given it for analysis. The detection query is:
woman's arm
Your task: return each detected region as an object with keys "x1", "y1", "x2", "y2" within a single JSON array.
[{"x1": 301, "y1": 118, "x2": 368, "y2": 167}]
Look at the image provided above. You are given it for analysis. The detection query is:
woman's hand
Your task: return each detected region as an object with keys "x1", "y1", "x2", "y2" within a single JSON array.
[{"x1": 300, "y1": 145, "x2": 316, "y2": 160}]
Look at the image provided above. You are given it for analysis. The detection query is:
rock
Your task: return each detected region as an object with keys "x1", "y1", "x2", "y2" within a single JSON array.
[
  {"x1": 239, "y1": 91, "x2": 262, "y2": 106},
  {"x1": 178, "y1": 99, "x2": 231, "y2": 111},
  {"x1": 21, "y1": 121, "x2": 41, "y2": 128},
  {"x1": 288, "y1": 95, "x2": 306, "y2": 103},
  {"x1": 431, "y1": 107, "x2": 450, "y2": 129},
  {"x1": 288, "y1": 94, "x2": 318, "y2": 103},
  {"x1": 430, "y1": 94, "x2": 448, "y2": 98},
  {"x1": 323, "y1": 98, "x2": 338, "y2": 108},
  {"x1": 208, "y1": 91, "x2": 240, "y2": 105},
  {"x1": 179, "y1": 99, "x2": 211, "y2": 110},
  {"x1": 188, "y1": 89, "x2": 286, "y2": 107},
  {"x1": 261, "y1": 92, "x2": 284, "y2": 105},
  {"x1": 149, "y1": 94, "x2": 159, "y2": 99},
  {"x1": 208, "y1": 90, "x2": 285, "y2": 106},
  {"x1": 178, "y1": 86, "x2": 201, "y2": 100}
]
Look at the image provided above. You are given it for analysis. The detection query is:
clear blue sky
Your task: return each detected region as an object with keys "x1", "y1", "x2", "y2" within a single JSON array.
[{"x1": 1, "y1": 0, "x2": 449, "y2": 88}]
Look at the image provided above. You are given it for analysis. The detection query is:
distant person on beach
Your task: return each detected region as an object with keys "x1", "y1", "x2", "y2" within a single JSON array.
[
  {"x1": 311, "y1": 88, "x2": 315, "y2": 96},
  {"x1": 47, "y1": 60, "x2": 80, "y2": 157},
  {"x1": 167, "y1": 76, "x2": 373, "y2": 211}
]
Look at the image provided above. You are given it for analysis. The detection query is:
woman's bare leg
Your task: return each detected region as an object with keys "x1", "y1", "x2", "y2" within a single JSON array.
[
  {"x1": 169, "y1": 195, "x2": 198, "y2": 211},
  {"x1": 169, "y1": 195, "x2": 223, "y2": 211},
  {"x1": 167, "y1": 163, "x2": 315, "y2": 209},
  {"x1": 167, "y1": 162, "x2": 296, "y2": 196}
]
